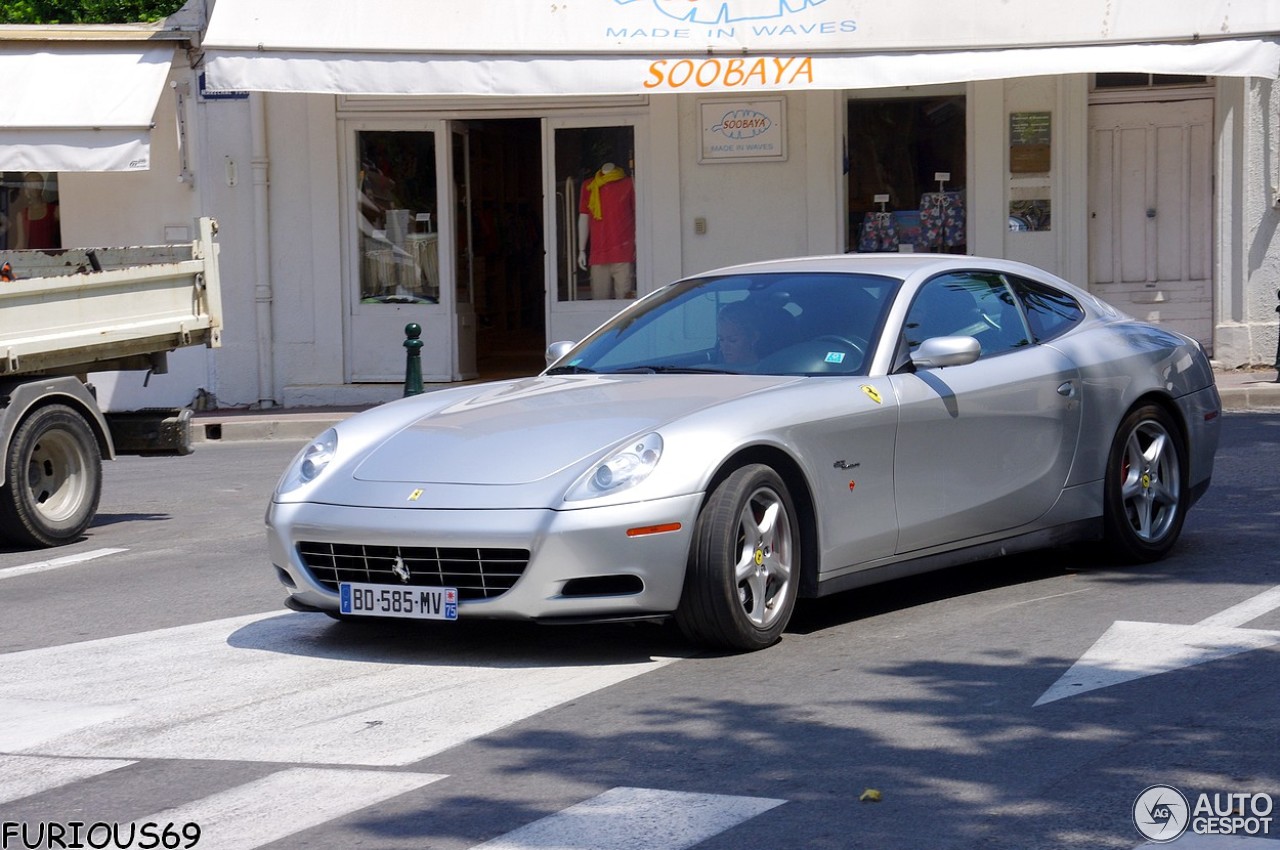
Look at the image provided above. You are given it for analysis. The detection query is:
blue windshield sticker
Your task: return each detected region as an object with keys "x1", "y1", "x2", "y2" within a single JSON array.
[{"x1": 824, "y1": 352, "x2": 846, "y2": 364}]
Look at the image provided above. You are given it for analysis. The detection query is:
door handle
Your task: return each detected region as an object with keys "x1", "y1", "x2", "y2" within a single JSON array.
[{"x1": 1057, "y1": 381, "x2": 1075, "y2": 397}]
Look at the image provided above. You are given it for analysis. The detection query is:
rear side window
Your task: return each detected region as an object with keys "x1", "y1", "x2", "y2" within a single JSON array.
[
  {"x1": 905, "y1": 272, "x2": 1030, "y2": 357},
  {"x1": 1008, "y1": 275, "x2": 1084, "y2": 342}
]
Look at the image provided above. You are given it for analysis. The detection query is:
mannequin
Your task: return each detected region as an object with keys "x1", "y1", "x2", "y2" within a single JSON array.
[
  {"x1": 577, "y1": 161, "x2": 636, "y2": 300},
  {"x1": 13, "y1": 172, "x2": 59, "y2": 250}
]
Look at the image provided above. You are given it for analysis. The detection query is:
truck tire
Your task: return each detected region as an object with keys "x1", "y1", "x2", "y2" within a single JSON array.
[{"x1": 0, "y1": 404, "x2": 102, "y2": 548}]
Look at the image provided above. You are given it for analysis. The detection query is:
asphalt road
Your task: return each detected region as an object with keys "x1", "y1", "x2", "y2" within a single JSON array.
[{"x1": 1, "y1": 413, "x2": 1277, "y2": 850}]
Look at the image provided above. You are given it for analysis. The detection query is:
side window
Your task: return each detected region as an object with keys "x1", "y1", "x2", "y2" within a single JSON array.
[
  {"x1": 1007, "y1": 275, "x2": 1084, "y2": 342},
  {"x1": 904, "y1": 272, "x2": 1030, "y2": 357}
]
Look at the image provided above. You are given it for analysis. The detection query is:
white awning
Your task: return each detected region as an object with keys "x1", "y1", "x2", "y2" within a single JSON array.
[
  {"x1": 201, "y1": 0, "x2": 1280, "y2": 96},
  {"x1": 0, "y1": 43, "x2": 175, "y2": 172}
]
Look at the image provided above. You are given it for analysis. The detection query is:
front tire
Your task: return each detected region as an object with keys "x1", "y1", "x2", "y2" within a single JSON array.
[
  {"x1": 0, "y1": 404, "x2": 102, "y2": 548},
  {"x1": 676, "y1": 464, "x2": 800, "y2": 651},
  {"x1": 1103, "y1": 403, "x2": 1187, "y2": 563}
]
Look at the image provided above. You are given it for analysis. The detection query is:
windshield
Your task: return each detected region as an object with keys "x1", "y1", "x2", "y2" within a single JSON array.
[{"x1": 547, "y1": 271, "x2": 900, "y2": 377}]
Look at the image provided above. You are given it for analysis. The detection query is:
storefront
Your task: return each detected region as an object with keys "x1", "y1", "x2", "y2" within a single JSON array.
[{"x1": 163, "y1": 2, "x2": 1280, "y2": 406}]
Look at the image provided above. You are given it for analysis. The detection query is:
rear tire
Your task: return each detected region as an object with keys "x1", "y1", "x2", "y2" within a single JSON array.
[
  {"x1": 1102, "y1": 403, "x2": 1187, "y2": 563},
  {"x1": 676, "y1": 464, "x2": 800, "y2": 652},
  {"x1": 0, "y1": 404, "x2": 102, "y2": 548}
]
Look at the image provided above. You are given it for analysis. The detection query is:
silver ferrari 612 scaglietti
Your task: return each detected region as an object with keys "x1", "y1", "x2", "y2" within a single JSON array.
[{"x1": 266, "y1": 254, "x2": 1220, "y2": 651}]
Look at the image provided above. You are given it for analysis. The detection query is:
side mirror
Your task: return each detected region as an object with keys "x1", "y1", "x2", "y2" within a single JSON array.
[
  {"x1": 545, "y1": 340, "x2": 576, "y2": 367},
  {"x1": 911, "y1": 336, "x2": 981, "y2": 369}
]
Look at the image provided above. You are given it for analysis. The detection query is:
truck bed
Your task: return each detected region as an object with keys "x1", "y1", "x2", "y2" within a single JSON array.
[{"x1": 0, "y1": 218, "x2": 222, "y2": 377}]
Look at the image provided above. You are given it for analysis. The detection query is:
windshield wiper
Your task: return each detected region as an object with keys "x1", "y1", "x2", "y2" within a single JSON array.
[
  {"x1": 545, "y1": 364, "x2": 596, "y2": 375},
  {"x1": 610, "y1": 365, "x2": 739, "y2": 375}
]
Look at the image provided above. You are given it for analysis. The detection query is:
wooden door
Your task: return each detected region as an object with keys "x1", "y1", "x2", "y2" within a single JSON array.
[{"x1": 1088, "y1": 99, "x2": 1213, "y2": 348}]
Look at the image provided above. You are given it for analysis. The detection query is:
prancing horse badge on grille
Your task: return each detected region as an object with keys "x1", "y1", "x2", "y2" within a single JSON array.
[{"x1": 391, "y1": 555, "x2": 411, "y2": 583}]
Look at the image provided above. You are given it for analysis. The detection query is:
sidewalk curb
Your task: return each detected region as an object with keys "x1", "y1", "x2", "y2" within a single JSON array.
[{"x1": 1219, "y1": 385, "x2": 1280, "y2": 413}]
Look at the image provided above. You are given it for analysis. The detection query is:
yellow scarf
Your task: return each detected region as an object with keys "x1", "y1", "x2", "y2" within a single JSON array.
[{"x1": 586, "y1": 166, "x2": 625, "y2": 220}]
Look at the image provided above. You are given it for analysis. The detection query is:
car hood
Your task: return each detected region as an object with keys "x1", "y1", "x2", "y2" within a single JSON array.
[{"x1": 351, "y1": 373, "x2": 799, "y2": 485}]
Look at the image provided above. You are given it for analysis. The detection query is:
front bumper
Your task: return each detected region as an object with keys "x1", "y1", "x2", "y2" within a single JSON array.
[{"x1": 266, "y1": 493, "x2": 704, "y2": 620}]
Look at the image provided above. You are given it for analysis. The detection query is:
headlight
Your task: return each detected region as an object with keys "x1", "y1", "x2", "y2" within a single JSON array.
[
  {"x1": 565, "y1": 433, "x2": 663, "y2": 502},
  {"x1": 276, "y1": 428, "x2": 338, "y2": 495}
]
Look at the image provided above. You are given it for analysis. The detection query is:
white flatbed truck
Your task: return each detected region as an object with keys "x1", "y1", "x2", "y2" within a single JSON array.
[{"x1": 0, "y1": 217, "x2": 223, "y2": 547}]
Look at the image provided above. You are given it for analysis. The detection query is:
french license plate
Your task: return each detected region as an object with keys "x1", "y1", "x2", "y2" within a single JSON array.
[{"x1": 339, "y1": 582, "x2": 458, "y2": 620}]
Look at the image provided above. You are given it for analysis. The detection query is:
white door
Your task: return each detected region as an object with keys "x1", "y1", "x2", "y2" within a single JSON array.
[
  {"x1": 450, "y1": 122, "x2": 478, "y2": 380},
  {"x1": 543, "y1": 117, "x2": 645, "y2": 347},
  {"x1": 343, "y1": 120, "x2": 475, "y2": 383},
  {"x1": 1088, "y1": 99, "x2": 1213, "y2": 348}
]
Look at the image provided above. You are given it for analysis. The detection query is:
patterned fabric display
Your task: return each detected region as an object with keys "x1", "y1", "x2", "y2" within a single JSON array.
[
  {"x1": 857, "y1": 212, "x2": 899, "y2": 252},
  {"x1": 919, "y1": 191, "x2": 966, "y2": 249}
]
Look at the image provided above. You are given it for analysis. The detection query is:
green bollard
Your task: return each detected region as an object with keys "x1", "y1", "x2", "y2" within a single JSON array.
[{"x1": 403, "y1": 322, "x2": 424, "y2": 397}]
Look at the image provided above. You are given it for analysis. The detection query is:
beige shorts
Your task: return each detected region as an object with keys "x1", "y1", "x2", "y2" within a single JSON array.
[{"x1": 589, "y1": 262, "x2": 635, "y2": 300}]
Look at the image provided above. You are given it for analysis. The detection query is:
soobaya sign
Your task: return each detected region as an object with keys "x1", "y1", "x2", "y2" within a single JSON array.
[
  {"x1": 644, "y1": 56, "x2": 814, "y2": 90},
  {"x1": 699, "y1": 98, "x2": 787, "y2": 162}
]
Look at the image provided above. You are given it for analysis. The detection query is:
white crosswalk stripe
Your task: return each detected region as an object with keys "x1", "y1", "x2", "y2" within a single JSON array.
[
  {"x1": 0, "y1": 613, "x2": 771, "y2": 849},
  {"x1": 3, "y1": 761, "x2": 783, "y2": 850},
  {"x1": 127, "y1": 767, "x2": 445, "y2": 850},
  {"x1": 473, "y1": 786, "x2": 786, "y2": 850},
  {"x1": 0, "y1": 754, "x2": 134, "y2": 804},
  {"x1": 0, "y1": 611, "x2": 681, "y2": 766}
]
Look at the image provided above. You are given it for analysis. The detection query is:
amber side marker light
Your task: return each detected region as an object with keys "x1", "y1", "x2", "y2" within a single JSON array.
[{"x1": 626, "y1": 522, "x2": 682, "y2": 537}]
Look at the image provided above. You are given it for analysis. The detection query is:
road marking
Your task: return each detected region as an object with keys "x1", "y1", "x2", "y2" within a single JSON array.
[
  {"x1": 0, "y1": 547, "x2": 128, "y2": 580},
  {"x1": 1036, "y1": 585, "x2": 1280, "y2": 706},
  {"x1": 0, "y1": 755, "x2": 134, "y2": 804},
  {"x1": 0, "y1": 698, "x2": 134, "y2": 751},
  {"x1": 130, "y1": 767, "x2": 444, "y2": 850},
  {"x1": 1195, "y1": 584, "x2": 1280, "y2": 628},
  {"x1": 0, "y1": 611, "x2": 683, "y2": 765},
  {"x1": 473, "y1": 787, "x2": 786, "y2": 850}
]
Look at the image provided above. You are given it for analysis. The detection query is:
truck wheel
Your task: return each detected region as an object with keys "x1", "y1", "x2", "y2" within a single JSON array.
[{"x1": 0, "y1": 404, "x2": 102, "y2": 548}]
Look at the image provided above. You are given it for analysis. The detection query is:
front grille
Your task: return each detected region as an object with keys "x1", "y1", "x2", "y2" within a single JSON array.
[{"x1": 298, "y1": 542, "x2": 530, "y2": 600}]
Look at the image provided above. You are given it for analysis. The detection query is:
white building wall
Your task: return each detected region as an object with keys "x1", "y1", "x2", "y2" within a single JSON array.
[
  {"x1": 677, "y1": 92, "x2": 815, "y2": 275},
  {"x1": 191, "y1": 90, "x2": 259, "y2": 409},
  {"x1": 1215, "y1": 77, "x2": 1280, "y2": 367},
  {"x1": 969, "y1": 76, "x2": 1089, "y2": 287},
  {"x1": 265, "y1": 93, "x2": 347, "y2": 406}
]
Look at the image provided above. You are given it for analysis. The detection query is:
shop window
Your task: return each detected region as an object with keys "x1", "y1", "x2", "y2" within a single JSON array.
[
  {"x1": 1094, "y1": 73, "x2": 1209, "y2": 90},
  {"x1": 355, "y1": 131, "x2": 439, "y2": 304},
  {"x1": 554, "y1": 125, "x2": 637, "y2": 302},
  {"x1": 847, "y1": 96, "x2": 966, "y2": 254},
  {"x1": 1, "y1": 171, "x2": 61, "y2": 250}
]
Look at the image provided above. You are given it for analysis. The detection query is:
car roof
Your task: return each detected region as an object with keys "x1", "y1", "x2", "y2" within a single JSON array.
[{"x1": 693, "y1": 253, "x2": 1071, "y2": 285}]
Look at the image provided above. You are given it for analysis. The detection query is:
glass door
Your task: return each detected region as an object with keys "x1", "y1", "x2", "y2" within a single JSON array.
[
  {"x1": 543, "y1": 116, "x2": 644, "y2": 347},
  {"x1": 342, "y1": 119, "x2": 478, "y2": 383}
]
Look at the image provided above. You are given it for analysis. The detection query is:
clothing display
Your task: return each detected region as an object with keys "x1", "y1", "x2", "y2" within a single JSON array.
[
  {"x1": 20, "y1": 204, "x2": 59, "y2": 249},
  {"x1": 857, "y1": 191, "x2": 965, "y2": 253},
  {"x1": 857, "y1": 212, "x2": 898, "y2": 252},
  {"x1": 919, "y1": 190, "x2": 966, "y2": 249},
  {"x1": 578, "y1": 169, "x2": 635, "y2": 265}
]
